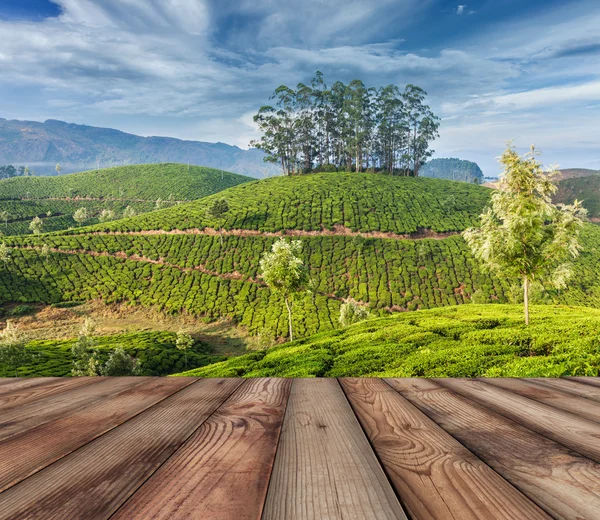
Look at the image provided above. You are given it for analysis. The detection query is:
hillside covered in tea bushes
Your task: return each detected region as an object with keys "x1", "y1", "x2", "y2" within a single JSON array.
[
  {"x1": 2, "y1": 173, "x2": 600, "y2": 340},
  {"x1": 555, "y1": 174, "x2": 600, "y2": 221},
  {"x1": 0, "y1": 163, "x2": 251, "y2": 236},
  {"x1": 177, "y1": 305, "x2": 600, "y2": 378}
]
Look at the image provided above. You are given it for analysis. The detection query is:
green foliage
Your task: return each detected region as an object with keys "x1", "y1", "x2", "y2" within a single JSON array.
[
  {"x1": 177, "y1": 305, "x2": 600, "y2": 378},
  {"x1": 339, "y1": 301, "x2": 370, "y2": 327},
  {"x1": 250, "y1": 72, "x2": 439, "y2": 175},
  {"x1": 0, "y1": 321, "x2": 32, "y2": 377},
  {"x1": 10, "y1": 330, "x2": 224, "y2": 377},
  {"x1": 420, "y1": 158, "x2": 483, "y2": 183},
  {"x1": 464, "y1": 145, "x2": 587, "y2": 324},
  {"x1": 29, "y1": 216, "x2": 43, "y2": 235},
  {"x1": 555, "y1": 174, "x2": 600, "y2": 220},
  {"x1": 0, "y1": 163, "x2": 251, "y2": 236},
  {"x1": 100, "y1": 346, "x2": 140, "y2": 376},
  {"x1": 260, "y1": 238, "x2": 308, "y2": 340},
  {"x1": 82, "y1": 174, "x2": 491, "y2": 235},
  {"x1": 176, "y1": 330, "x2": 194, "y2": 368}
]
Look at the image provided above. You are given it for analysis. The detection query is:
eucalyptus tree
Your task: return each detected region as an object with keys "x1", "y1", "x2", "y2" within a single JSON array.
[
  {"x1": 29, "y1": 216, "x2": 43, "y2": 235},
  {"x1": 403, "y1": 85, "x2": 440, "y2": 176},
  {"x1": 463, "y1": 145, "x2": 587, "y2": 324}
]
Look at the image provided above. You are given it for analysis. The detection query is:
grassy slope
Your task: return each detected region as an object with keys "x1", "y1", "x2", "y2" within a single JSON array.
[
  {"x1": 556, "y1": 175, "x2": 600, "y2": 219},
  {"x1": 76, "y1": 173, "x2": 491, "y2": 234},
  {"x1": 3, "y1": 173, "x2": 600, "y2": 340},
  {"x1": 0, "y1": 163, "x2": 251, "y2": 235},
  {"x1": 177, "y1": 304, "x2": 600, "y2": 378},
  {"x1": 3, "y1": 330, "x2": 225, "y2": 377}
]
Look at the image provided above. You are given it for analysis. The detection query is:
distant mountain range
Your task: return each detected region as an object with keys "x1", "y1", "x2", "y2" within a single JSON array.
[
  {"x1": 0, "y1": 118, "x2": 280, "y2": 178},
  {"x1": 419, "y1": 158, "x2": 483, "y2": 183}
]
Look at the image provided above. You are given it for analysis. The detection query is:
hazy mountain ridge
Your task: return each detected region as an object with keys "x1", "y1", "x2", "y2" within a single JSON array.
[{"x1": 0, "y1": 118, "x2": 279, "y2": 178}]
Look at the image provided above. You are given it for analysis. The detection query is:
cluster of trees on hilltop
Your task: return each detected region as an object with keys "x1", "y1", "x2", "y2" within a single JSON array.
[
  {"x1": 250, "y1": 71, "x2": 440, "y2": 176},
  {"x1": 0, "y1": 165, "x2": 35, "y2": 179}
]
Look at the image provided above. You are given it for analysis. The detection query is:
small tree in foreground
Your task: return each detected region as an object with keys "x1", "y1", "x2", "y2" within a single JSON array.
[
  {"x1": 101, "y1": 347, "x2": 140, "y2": 376},
  {"x1": 176, "y1": 331, "x2": 194, "y2": 368},
  {"x1": 0, "y1": 210, "x2": 9, "y2": 227},
  {"x1": 0, "y1": 321, "x2": 31, "y2": 377},
  {"x1": 99, "y1": 209, "x2": 116, "y2": 223},
  {"x1": 207, "y1": 199, "x2": 229, "y2": 246},
  {"x1": 123, "y1": 205, "x2": 137, "y2": 218},
  {"x1": 0, "y1": 242, "x2": 10, "y2": 266},
  {"x1": 29, "y1": 216, "x2": 43, "y2": 235},
  {"x1": 260, "y1": 238, "x2": 308, "y2": 341},
  {"x1": 463, "y1": 145, "x2": 587, "y2": 324},
  {"x1": 73, "y1": 207, "x2": 88, "y2": 225},
  {"x1": 339, "y1": 300, "x2": 370, "y2": 327},
  {"x1": 72, "y1": 318, "x2": 99, "y2": 376}
]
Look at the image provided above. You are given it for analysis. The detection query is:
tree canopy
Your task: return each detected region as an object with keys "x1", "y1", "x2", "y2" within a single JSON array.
[
  {"x1": 463, "y1": 145, "x2": 587, "y2": 324},
  {"x1": 250, "y1": 71, "x2": 440, "y2": 176}
]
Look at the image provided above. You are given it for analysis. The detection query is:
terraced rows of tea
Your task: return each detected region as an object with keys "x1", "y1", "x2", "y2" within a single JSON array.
[
  {"x1": 0, "y1": 163, "x2": 251, "y2": 236},
  {"x1": 77, "y1": 173, "x2": 491, "y2": 235},
  {"x1": 3, "y1": 218, "x2": 600, "y2": 339}
]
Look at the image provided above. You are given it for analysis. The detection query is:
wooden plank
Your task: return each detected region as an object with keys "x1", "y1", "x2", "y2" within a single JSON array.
[
  {"x1": 481, "y1": 378, "x2": 600, "y2": 423},
  {"x1": 569, "y1": 376, "x2": 600, "y2": 388},
  {"x1": 262, "y1": 379, "x2": 406, "y2": 520},
  {"x1": 437, "y1": 378, "x2": 600, "y2": 463},
  {"x1": 0, "y1": 379, "x2": 242, "y2": 520},
  {"x1": 388, "y1": 378, "x2": 600, "y2": 520},
  {"x1": 0, "y1": 377, "x2": 110, "y2": 412},
  {"x1": 111, "y1": 378, "x2": 291, "y2": 520},
  {"x1": 0, "y1": 377, "x2": 61, "y2": 395},
  {"x1": 0, "y1": 377, "x2": 194, "y2": 492},
  {"x1": 340, "y1": 378, "x2": 548, "y2": 520},
  {"x1": 0, "y1": 376, "x2": 150, "y2": 441},
  {"x1": 531, "y1": 377, "x2": 600, "y2": 403}
]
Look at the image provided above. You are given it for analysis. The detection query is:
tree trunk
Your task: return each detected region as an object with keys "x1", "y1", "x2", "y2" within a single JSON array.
[
  {"x1": 285, "y1": 296, "x2": 293, "y2": 341},
  {"x1": 523, "y1": 276, "x2": 530, "y2": 325}
]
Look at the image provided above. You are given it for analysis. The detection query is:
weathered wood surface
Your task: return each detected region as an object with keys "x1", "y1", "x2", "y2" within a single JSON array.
[
  {"x1": 263, "y1": 378, "x2": 406, "y2": 520},
  {"x1": 0, "y1": 376, "x2": 598, "y2": 520},
  {"x1": 341, "y1": 378, "x2": 549, "y2": 520},
  {"x1": 388, "y1": 378, "x2": 600, "y2": 520},
  {"x1": 437, "y1": 378, "x2": 600, "y2": 463}
]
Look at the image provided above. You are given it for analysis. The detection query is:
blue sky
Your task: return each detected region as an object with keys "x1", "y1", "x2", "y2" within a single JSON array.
[{"x1": 0, "y1": 0, "x2": 599, "y2": 175}]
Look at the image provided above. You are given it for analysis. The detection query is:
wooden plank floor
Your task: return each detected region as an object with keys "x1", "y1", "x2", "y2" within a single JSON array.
[{"x1": 0, "y1": 378, "x2": 599, "y2": 520}]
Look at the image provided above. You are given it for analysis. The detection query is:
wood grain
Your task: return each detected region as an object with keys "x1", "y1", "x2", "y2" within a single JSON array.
[
  {"x1": 387, "y1": 378, "x2": 600, "y2": 520},
  {"x1": 0, "y1": 377, "x2": 99, "y2": 412},
  {"x1": 569, "y1": 376, "x2": 600, "y2": 388},
  {"x1": 262, "y1": 378, "x2": 406, "y2": 520},
  {"x1": 531, "y1": 377, "x2": 600, "y2": 403},
  {"x1": 0, "y1": 377, "x2": 61, "y2": 395},
  {"x1": 0, "y1": 379, "x2": 242, "y2": 520},
  {"x1": 437, "y1": 378, "x2": 600, "y2": 463},
  {"x1": 340, "y1": 378, "x2": 548, "y2": 520},
  {"x1": 0, "y1": 377, "x2": 194, "y2": 492},
  {"x1": 111, "y1": 378, "x2": 291, "y2": 520},
  {"x1": 480, "y1": 378, "x2": 600, "y2": 423},
  {"x1": 0, "y1": 376, "x2": 149, "y2": 441}
]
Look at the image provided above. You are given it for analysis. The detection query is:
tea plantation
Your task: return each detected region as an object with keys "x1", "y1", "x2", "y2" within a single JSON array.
[
  {"x1": 0, "y1": 163, "x2": 251, "y2": 236},
  {"x1": 75, "y1": 173, "x2": 491, "y2": 235},
  {"x1": 2, "y1": 330, "x2": 225, "y2": 377},
  {"x1": 176, "y1": 305, "x2": 600, "y2": 378},
  {"x1": 2, "y1": 173, "x2": 600, "y2": 341}
]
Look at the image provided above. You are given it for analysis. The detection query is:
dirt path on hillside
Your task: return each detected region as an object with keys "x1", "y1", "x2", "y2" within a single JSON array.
[
  {"x1": 16, "y1": 245, "x2": 402, "y2": 312},
  {"x1": 86, "y1": 225, "x2": 460, "y2": 241}
]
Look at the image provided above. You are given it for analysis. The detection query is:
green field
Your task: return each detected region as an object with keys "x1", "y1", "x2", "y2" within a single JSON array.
[
  {"x1": 177, "y1": 305, "x2": 600, "y2": 378},
  {"x1": 1, "y1": 330, "x2": 225, "y2": 377},
  {"x1": 2, "y1": 173, "x2": 600, "y2": 341},
  {"x1": 0, "y1": 163, "x2": 251, "y2": 236}
]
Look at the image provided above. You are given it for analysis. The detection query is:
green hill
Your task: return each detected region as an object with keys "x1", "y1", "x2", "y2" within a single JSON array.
[
  {"x1": 420, "y1": 158, "x2": 483, "y2": 183},
  {"x1": 2, "y1": 173, "x2": 600, "y2": 341},
  {"x1": 0, "y1": 163, "x2": 251, "y2": 235},
  {"x1": 555, "y1": 174, "x2": 600, "y2": 220},
  {"x1": 176, "y1": 305, "x2": 600, "y2": 378},
  {"x1": 74, "y1": 173, "x2": 491, "y2": 235}
]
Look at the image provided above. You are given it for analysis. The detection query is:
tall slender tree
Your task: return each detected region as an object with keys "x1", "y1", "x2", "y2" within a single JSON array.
[{"x1": 463, "y1": 145, "x2": 587, "y2": 324}]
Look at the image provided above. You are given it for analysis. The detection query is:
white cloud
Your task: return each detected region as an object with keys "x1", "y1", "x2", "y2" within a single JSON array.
[{"x1": 456, "y1": 5, "x2": 466, "y2": 15}]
